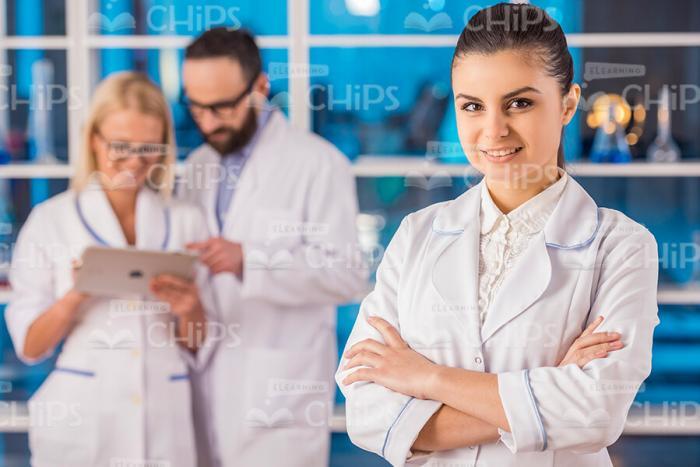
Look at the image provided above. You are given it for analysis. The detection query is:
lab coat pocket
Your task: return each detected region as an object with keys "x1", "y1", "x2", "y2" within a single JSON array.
[
  {"x1": 28, "y1": 368, "x2": 98, "y2": 466},
  {"x1": 246, "y1": 210, "x2": 305, "y2": 272},
  {"x1": 243, "y1": 349, "x2": 332, "y2": 430},
  {"x1": 250, "y1": 209, "x2": 306, "y2": 248}
]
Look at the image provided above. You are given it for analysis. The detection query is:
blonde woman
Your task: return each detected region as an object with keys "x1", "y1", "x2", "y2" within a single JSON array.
[{"x1": 5, "y1": 71, "x2": 214, "y2": 467}]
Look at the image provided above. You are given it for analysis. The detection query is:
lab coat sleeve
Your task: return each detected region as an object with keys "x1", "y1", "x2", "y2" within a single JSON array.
[
  {"x1": 497, "y1": 228, "x2": 659, "y2": 454},
  {"x1": 177, "y1": 206, "x2": 220, "y2": 372},
  {"x1": 336, "y1": 217, "x2": 442, "y2": 467},
  {"x1": 5, "y1": 206, "x2": 58, "y2": 364},
  {"x1": 177, "y1": 263, "x2": 220, "y2": 372},
  {"x1": 239, "y1": 151, "x2": 369, "y2": 307}
]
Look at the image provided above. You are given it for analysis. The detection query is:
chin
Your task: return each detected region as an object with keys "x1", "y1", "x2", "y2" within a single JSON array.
[{"x1": 110, "y1": 172, "x2": 144, "y2": 191}]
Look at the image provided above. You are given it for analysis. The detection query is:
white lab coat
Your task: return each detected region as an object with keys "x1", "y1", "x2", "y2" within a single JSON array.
[
  {"x1": 177, "y1": 109, "x2": 368, "y2": 467},
  {"x1": 336, "y1": 175, "x2": 659, "y2": 467},
  {"x1": 5, "y1": 179, "x2": 217, "y2": 467}
]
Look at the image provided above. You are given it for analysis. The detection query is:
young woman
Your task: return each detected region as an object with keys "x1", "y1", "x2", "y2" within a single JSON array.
[
  {"x1": 336, "y1": 4, "x2": 658, "y2": 466},
  {"x1": 5, "y1": 72, "x2": 216, "y2": 467}
]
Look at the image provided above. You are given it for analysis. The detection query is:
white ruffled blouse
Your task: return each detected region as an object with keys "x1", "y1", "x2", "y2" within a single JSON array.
[{"x1": 477, "y1": 170, "x2": 568, "y2": 325}]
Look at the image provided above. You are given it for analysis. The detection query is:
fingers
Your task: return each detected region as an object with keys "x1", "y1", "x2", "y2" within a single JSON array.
[
  {"x1": 71, "y1": 258, "x2": 83, "y2": 283},
  {"x1": 150, "y1": 275, "x2": 195, "y2": 302},
  {"x1": 343, "y1": 350, "x2": 383, "y2": 371},
  {"x1": 199, "y1": 243, "x2": 224, "y2": 265},
  {"x1": 344, "y1": 338, "x2": 387, "y2": 358},
  {"x1": 152, "y1": 274, "x2": 192, "y2": 289},
  {"x1": 151, "y1": 280, "x2": 191, "y2": 298},
  {"x1": 572, "y1": 340, "x2": 625, "y2": 368},
  {"x1": 186, "y1": 239, "x2": 212, "y2": 251},
  {"x1": 590, "y1": 341, "x2": 624, "y2": 354},
  {"x1": 208, "y1": 257, "x2": 232, "y2": 274},
  {"x1": 559, "y1": 327, "x2": 625, "y2": 368},
  {"x1": 188, "y1": 238, "x2": 223, "y2": 265},
  {"x1": 573, "y1": 331, "x2": 622, "y2": 351},
  {"x1": 342, "y1": 368, "x2": 375, "y2": 386},
  {"x1": 575, "y1": 353, "x2": 604, "y2": 368},
  {"x1": 367, "y1": 316, "x2": 406, "y2": 348},
  {"x1": 580, "y1": 315, "x2": 604, "y2": 337},
  {"x1": 150, "y1": 286, "x2": 179, "y2": 305},
  {"x1": 193, "y1": 239, "x2": 242, "y2": 275}
]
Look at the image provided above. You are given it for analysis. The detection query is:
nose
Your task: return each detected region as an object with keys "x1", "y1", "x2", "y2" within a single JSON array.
[
  {"x1": 482, "y1": 110, "x2": 510, "y2": 141},
  {"x1": 122, "y1": 154, "x2": 148, "y2": 170},
  {"x1": 196, "y1": 110, "x2": 221, "y2": 134}
]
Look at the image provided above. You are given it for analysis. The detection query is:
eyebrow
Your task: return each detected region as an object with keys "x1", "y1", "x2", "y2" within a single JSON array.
[{"x1": 455, "y1": 86, "x2": 542, "y2": 102}]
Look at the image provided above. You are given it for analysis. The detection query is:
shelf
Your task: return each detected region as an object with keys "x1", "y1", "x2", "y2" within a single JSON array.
[
  {"x1": 346, "y1": 284, "x2": 700, "y2": 307},
  {"x1": 0, "y1": 402, "x2": 28, "y2": 434},
  {"x1": 1, "y1": 286, "x2": 694, "y2": 306},
  {"x1": 0, "y1": 36, "x2": 72, "y2": 49},
  {"x1": 85, "y1": 35, "x2": 289, "y2": 49},
  {"x1": 3, "y1": 33, "x2": 700, "y2": 51},
  {"x1": 0, "y1": 163, "x2": 74, "y2": 179},
  {"x1": 567, "y1": 162, "x2": 700, "y2": 177},
  {"x1": 0, "y1": 286, "x2": 691, "y2": 314},
  {"x1": 0, "y1": 402, "x2": 696, "y2": 435},
  {"x1": 656, "y1": 284, "x2": 700, "y2": 305},
  {"x1": 308, "y1": 33, "x2": 700, "y2": 48},
  {"x1": 3, "y1": 158, "x2": 700, "y2": 179},
  {"x1": 352, "y1": 156, "x2": 700, "y2": 178},
  {"x1": 619, "y1": 404, "x2": 700, "y2": 436}
]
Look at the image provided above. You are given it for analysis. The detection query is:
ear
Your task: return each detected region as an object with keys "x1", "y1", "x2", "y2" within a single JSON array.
[
  {"x1": 561, "y1": 83, "x2": 581, "y2": 125},
  {"x1": 90, "y1": 130, "x2": 111, "y2": 170},
  {"x1": 254, "y1": 72, "x2": 270, "y2": 99},
  {"x1": 90, "y1": 131, "x2": 101, "y2": 157}
]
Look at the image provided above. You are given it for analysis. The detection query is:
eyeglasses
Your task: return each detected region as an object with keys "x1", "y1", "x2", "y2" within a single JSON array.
[
  {"x1": 95, "y1": 132, "x2": 170, "y2": 163},
  {"x1": 182, "y1": 74, "x2": 258, "y2": 120}
]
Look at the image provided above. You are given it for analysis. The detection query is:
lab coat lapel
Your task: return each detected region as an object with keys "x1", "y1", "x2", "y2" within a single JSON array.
[
  {"x1": 78, "y1": 179, "x2": 128, "y2": 248},
  {"x1": 191, "y1": 148, "x2": 223, "y2": 236},
  {"x1": 135, "y1": 187, "x2": 168, "y2": 250},
  {"x1": 479, "y1": 175, "x2": 600, "y2": 343},
  {"x1": 223, "y1": 111, "x2": 285, "y2": 235},
  {"x1": 480, "y1": 233, "x2": 552, "y2": 343},
  {"x1": 430, "y1": 183, "x2": 482, "y2": 345}
]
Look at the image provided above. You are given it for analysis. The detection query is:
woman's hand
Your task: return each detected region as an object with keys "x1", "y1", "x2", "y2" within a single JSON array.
[
  {"x1": 558, "y1": 315, "x2": 624, "y2": 368},
  {"x1": 341, "y1": 314, "x2": 623, "y2": 400},
  {"x1": 149, "y1": 274, "x2": 203, "y2": 318},
  {"x1": 341, "y1": 316, "x2": 440, "y2": 400},
  {"x1": 22, "y1": 260, "x2": 91, "y2": 361},
  {"x1": 150, "y1": 274, "x2": 207, "y2": 352},
  {"x1": 68, "y1": 258, "x2": 90, "y2": 305}
]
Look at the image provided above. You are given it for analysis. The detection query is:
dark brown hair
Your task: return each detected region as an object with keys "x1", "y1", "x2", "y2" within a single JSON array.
[
  {"x1": 185, "y1": 27, "x2": 262, "y2": 82},
  {"x1": 452, "y1": 3, "x2": 573, "y2": 168}
]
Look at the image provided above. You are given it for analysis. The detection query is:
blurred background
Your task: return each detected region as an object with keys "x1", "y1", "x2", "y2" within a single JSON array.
[{"x1": 0, "y1": 0, "x2": 699, "y2": 465}]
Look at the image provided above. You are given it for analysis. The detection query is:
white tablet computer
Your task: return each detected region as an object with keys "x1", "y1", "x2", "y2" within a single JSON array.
[{"x1": 74, "y1": 246, "x2": 198, "y2": 297}]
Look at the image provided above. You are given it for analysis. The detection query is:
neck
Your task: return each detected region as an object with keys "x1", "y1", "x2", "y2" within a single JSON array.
[
  {"x1": 104, "y1": 187, "x2": 138, "y2": 219},
  {"x1": 486, "y1": 166, "x2": 561, "y2": 214}
]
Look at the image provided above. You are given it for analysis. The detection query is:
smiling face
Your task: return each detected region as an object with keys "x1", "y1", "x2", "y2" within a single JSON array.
[
  {"x1": 91, "y1": 109, "x2": 166, "y2": 191},
  {"x1": 452, "y1": 49, "x2": 579, "y2": 188}
]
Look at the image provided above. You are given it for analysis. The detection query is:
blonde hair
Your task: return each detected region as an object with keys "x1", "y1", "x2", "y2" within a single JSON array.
[{"x1": 71, "y1": 71, "x2": 176, "y2": 196}]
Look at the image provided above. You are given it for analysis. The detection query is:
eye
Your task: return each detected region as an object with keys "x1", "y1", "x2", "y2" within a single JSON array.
[
  {"x1": 508, "y1": 98, "x2": 533, "y2": 110},
  {"x1": 110, "y1": 142, "x2": 130, "y2": 153},
  {"x1": 460, "y1": 102, "x2": 483, "y2": 112}
]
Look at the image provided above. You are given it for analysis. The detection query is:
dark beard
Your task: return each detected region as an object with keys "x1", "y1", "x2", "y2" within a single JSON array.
[{"x1": 203, "y1": 107, "x2": 258, "y2": 155}]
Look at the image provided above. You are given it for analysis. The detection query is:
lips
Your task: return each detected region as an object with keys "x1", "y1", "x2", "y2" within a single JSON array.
[{"x1": 479, "y1": 146, "x2": 523, "y2": 157}]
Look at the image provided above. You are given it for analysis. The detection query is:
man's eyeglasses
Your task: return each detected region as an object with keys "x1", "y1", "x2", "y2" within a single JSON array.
[
  {"x1": 96, "y1": 132, "x2": 170, "y2": 163},
  {"x1": 182, "y1": 75, "x2": 257, "y2": 120}
]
